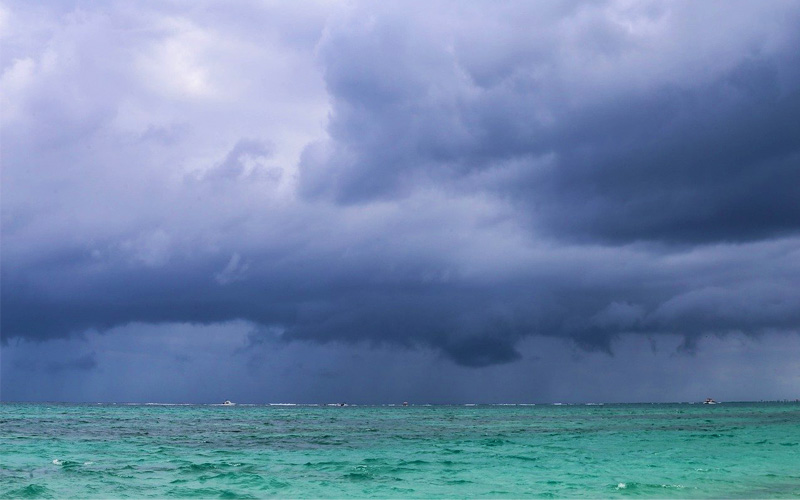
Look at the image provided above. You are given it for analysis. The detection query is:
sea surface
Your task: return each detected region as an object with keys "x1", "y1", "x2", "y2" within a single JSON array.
[{"x1": 1, "y1": 402, "x2": 799, "y2": 499}]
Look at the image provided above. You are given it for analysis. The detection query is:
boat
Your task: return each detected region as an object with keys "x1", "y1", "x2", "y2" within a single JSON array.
[
  {"x1": 222, "y1": 400, "x2": 234, "y2": 406},
  {"x1": 703, "y1": 398, "x2": 718, "y2": 405}
]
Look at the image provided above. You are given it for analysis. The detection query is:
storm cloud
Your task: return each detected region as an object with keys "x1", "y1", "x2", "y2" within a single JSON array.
[
  {"x1": 2, "y1": 0, "x2": 799, "y2": 392},
  {"x1": 301, "y1": 2, "x2": 800, "y2": 242}
]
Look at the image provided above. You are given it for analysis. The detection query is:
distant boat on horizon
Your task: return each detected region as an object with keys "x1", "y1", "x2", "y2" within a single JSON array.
[
  {"x1": 703, "y1": 398, "x2": 718, "y2": 405},
  {"x1": 222, "y1": 400, "x2": 235, "y2": 406}
]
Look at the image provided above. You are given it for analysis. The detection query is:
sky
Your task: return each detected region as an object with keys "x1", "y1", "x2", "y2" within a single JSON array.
[{"x1": 2, "y1": 0, "x2": 799, "y2": 404}]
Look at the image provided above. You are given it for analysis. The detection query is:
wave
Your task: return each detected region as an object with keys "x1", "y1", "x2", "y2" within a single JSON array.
[{"x1": 5, "y1": 484, "x2": 56, "y2": 499}]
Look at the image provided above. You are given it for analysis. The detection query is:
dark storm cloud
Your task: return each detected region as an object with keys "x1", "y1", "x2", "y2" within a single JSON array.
[
  {"x1": 4, "y1": 231, "x2": 799, "y2": 367},
  {"x1": 542, "y1": 69, "x2": 800, "y2": 244},
  {"x1": 47, "y1": 352, "x2": 98, "y2": 372},
  {"x1": 12, "y1": 351, "x2": 97, "y2": 373},
  {"x1": 2, "y1": 0, "x2": 800, "y2": 372},
  {"x1": 5, "y1": 327, "x2": 800, "y2": 403},
  {"x1": 300, "y1": 2, "x2": 800, "y2": 243}
]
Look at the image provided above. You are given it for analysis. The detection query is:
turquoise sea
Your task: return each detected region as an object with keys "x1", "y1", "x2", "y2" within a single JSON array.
[{"x1": 1, "y1": 402, "x2": 799, "y2": 499}]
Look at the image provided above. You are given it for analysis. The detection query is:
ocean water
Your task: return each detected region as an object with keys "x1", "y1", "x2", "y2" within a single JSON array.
[{"x1": 1, "y1": 402, "x2": 799, "y2": 499}]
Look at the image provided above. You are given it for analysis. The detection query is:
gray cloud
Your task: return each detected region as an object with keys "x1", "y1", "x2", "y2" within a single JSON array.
[
  {"x1": 47, "y1": 352, "x2": 98, "y2": 373},
  {"x1": 2, "y1": 0, "x2": 800, "y2": 384},
  {"x1": 3, "y1": 327, "x2": 800, "y2": 403},
  {"x1": 300, "y1": 1, "x2": 800, "y2": 243},
  {"x1": 11, "y1": 351, "x2": 97, "y2": 374}
]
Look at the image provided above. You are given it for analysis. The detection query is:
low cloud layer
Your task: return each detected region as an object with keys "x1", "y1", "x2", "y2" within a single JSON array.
[
  {"x1": 4, "y1": 326, "x2": 800, "y2": 403},
  {"x1": 2, "y1": 1, "x2": 799, "y2": 379}
]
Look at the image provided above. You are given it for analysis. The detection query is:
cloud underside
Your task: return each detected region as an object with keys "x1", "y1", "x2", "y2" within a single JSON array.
[{"x1": 2, "y1": 1, "x2": 800, "y2": 367}]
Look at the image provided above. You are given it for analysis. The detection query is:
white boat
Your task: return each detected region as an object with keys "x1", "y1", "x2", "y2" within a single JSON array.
[
  {"x1": 222, "y1": 400, "x2": 234, "y2": 406},
  {"x1": 703, "y1": 398, "x2": 718, "y2": 404}
]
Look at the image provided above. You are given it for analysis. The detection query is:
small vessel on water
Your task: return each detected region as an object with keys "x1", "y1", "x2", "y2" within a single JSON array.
[
  {"x1": 222, "y1": 400, "x2": 235, "y2": 406},
  {"x1": 703, "y1": 398, "x2": 718, "y2": 405}
]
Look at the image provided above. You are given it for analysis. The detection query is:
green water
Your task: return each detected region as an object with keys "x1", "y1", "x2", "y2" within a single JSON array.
[{"x1": 1, "y1": 402, "x2": 799, "y2": 498}]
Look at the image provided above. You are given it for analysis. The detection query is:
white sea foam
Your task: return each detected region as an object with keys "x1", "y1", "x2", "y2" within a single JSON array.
[
  {"x1": 52, "y1": 459, "x2": 62, "y2": 465},
  {"x1": 617, "y1": 483, "x2": 626, "y2": 489}
]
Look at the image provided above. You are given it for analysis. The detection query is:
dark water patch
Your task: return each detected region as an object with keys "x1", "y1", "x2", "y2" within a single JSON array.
[
  {"x1": 486, "y1": 489, "x2": 513, "y2": 496},
  {"x1": 211, "y1": 449, "x2": 237, "y2": 455},
  {"x1": 203, "y1": 471, "x2": 266, "y2": 487},
  {"x1": 164, "y1": 486, "x2": 253, "y2": 499},
  {"x1": 257, "y1": 478, "x2": 290, "y2": 490},
  {"x1": 398, "y1": 459, "x2": 430, "y2": 466},
  {"x1": 178, "y1": 462, "x2": 226, "y2": 474},
  {"x1": 441, "y1": 448, "x2": 464, "y2": 454},
  {"x1": 342, "y1": 471, "x2": 372, "y2": 481},
  {"x1": 218, "y1": 490, "x2": 257, "y2": 499},
  {"x1": 2, "y1": 484, "x2": 55, "y2": 499},
  {"x1": 689, "y1": 432, "x2": 735, "y2": 438},
  {"x1": 303, "y1": 460, "x2": 352, "y2": 473},
  {"x1": 307, "y1": 437, "x2": 349, "y2": 446},
  {"x1": 445, "y1": 478, "x2": 473, "y2": 485},
  {"x1": 387, "y1": 485, "x2": 417, "y2": 494},
  {"x1": 480, "y1": 437, "x2": 511, "y2": 447}
]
